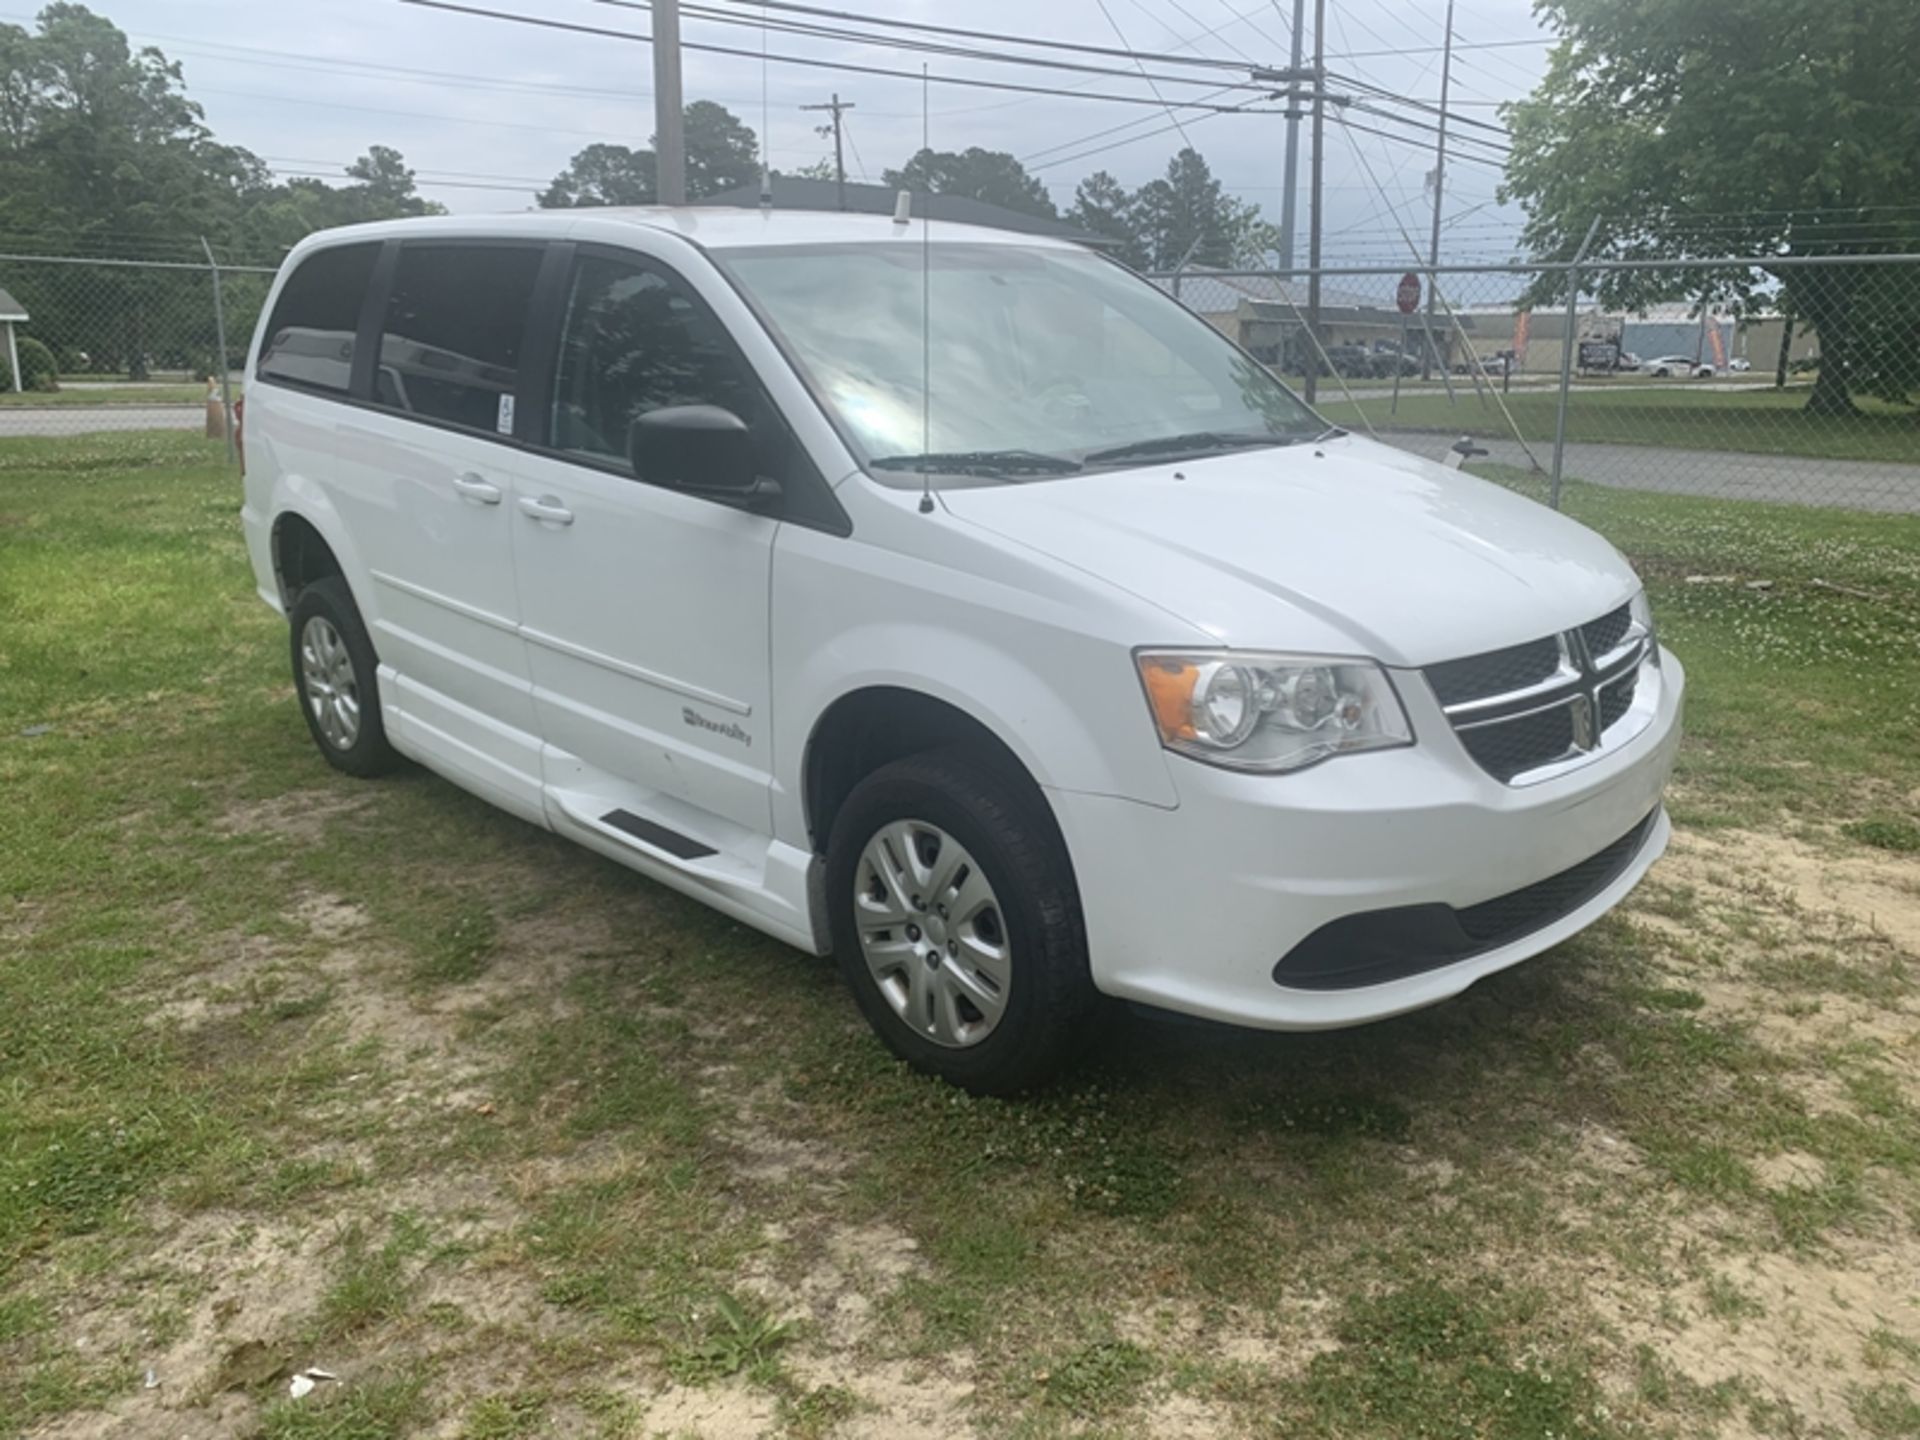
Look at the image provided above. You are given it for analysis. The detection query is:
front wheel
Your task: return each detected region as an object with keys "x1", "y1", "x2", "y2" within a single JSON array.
[{"x1": 826, "y1": 750, "x2": 1096, "y2": 1095}]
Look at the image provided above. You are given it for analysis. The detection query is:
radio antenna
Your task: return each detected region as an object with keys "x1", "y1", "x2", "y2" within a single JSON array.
[{"x1": 918, "y1": 62, "x2": 933, "y2": 515}]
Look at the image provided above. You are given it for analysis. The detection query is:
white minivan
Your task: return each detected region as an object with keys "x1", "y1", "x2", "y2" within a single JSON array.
[{"x1": 240, "y1": 209, "x2": 1683, "y2": 1092}]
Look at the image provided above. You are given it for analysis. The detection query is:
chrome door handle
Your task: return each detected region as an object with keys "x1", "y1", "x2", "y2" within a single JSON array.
[
  {"x1": 452, "y1": 472, "x2": 502, "y2": 504},
  {"x1": 517, "y1": 494, "x2": 575, "y2": 526}
]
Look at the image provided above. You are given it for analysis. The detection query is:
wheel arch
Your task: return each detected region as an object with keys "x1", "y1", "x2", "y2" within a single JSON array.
[
  {"x1": 267, "y1": 484, "x2": 367, "y2": 615},
  {"x1": 802, "y1": 685, "x2": 1059, "y2": 859}
]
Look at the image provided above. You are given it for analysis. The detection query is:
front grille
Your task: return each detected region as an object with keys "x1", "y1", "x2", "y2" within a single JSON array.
[
  {"x1": 1582, "y1": 602, "x2": 1632, "y2": 657},
  {"x1": 1274, "y1": 808, "x2": 1660, "y2": 990},
  {"x1": 1425, "y1": 602, "x2": 1653, "y2": 785},
  {"x1": 1598, "y1": 670, "x2": 1638, "y2": 730},
  {"x1": 1426, "y1": 636, "x2": 1561, "y2": 707},
  {"x1": 1458, "y1": 704, "x2": 1575, "y2": 783}
]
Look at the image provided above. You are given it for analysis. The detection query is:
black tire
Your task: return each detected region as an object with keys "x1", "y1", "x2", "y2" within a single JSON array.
[
  {"x1": 287, "y1": 576, "x2": 398, "y2": 778},
  {"x1": 826, "y1": 748, "x2": 1096, "y2": 1095}
]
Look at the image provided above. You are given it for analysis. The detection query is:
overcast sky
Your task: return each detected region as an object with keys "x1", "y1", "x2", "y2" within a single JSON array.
[{"x1": 82, "y1": 0, "x2": 1554, "y2": 264}]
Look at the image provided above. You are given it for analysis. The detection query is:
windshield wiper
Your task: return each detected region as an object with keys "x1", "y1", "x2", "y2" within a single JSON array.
[
  {"x1": 1313, "y1": 425, "x2": 1348, "y2": 442},
  {"x1": 1081, "y1": 431, "x2": 1295, "y2": 465},
  {"x1": 869, "y1": 449, "x2": 1083, "y2": 477}
]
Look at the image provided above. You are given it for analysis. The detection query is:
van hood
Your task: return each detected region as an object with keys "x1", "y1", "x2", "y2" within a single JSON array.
[{"x1": 937, "y1": 434, "x2": 1638, "y2": 668}]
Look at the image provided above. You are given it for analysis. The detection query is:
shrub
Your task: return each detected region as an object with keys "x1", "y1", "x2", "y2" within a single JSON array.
[{"x1": 0, "y1": 334, "x2": 59, "y2": 392}]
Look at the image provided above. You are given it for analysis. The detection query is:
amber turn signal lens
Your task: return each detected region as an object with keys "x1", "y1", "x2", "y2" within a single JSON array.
[{"x1": 1138, "y1": 657, "x2": 1198, "y2": 741}]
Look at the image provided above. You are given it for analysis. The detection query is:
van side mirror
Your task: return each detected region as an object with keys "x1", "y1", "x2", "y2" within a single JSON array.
[{"x1": 629, "y1": 405, "x2": 772, "y2": 503}]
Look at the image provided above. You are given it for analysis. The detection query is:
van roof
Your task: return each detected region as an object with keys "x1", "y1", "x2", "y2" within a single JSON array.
[{"x1": 289, "y1": 206, "x2": 1084, "y2": 257}]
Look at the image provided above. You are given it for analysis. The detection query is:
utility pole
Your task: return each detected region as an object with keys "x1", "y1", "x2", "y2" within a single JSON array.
[
  {"x1": 653, "y1": 0, "x2": 686, "y2": 204},
  {"x1": 1421, "y1": 0, "x2": 1455, "y2": 378},
  {"x1": 1305, "y1": 0, "x2": 1325, "y2": 404},
  {"x1": 800, "y1": 93, "x2": 855, "y2": 211},
  {"x1": 1277, "y1": 0, "x2": 1306, "y2": 274}
]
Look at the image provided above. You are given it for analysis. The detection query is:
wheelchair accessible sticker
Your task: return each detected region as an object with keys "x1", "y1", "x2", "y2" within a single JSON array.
[{"x1": 496, "y1": 394, "x2": 515, "y2": 435}]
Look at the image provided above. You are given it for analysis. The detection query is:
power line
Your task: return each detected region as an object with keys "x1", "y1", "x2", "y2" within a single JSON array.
[
  {"x1": 1331, "y1": 114, "x2": 1506, "y2": 169},
  {"x1": 686, "y1": 0, "x2": 1261, "y2": 71},
  {"x1": 588, "y1": 0, "x2": 1274, "y2": 91},
  {"x1": 1327, "y1": 35, "x2": 1550, "y2": 61},
  {"x1": 186, "y1": 83, "x2": 648, "y2": 141},
  {"x1": 1094, "y1": 0, "x2": 1201, "y2": 154},
  {"x1": 399, "y1": 0, "x2": 1285, "y2": 112},
  {"x1": 1020, "y1": 82, "x2": 1246, "y2": 162},
  {"x1": 1025, "y1": 105, "x2": 1246, "y2": 173},
  {"x1": 1331, "y1": 72, "x2": 1512, "y2": 139}
]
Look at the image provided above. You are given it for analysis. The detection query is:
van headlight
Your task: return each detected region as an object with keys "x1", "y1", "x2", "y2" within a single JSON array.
[{"x1": 1135, "y1": 650, "x2": 1414, "y2": 773}]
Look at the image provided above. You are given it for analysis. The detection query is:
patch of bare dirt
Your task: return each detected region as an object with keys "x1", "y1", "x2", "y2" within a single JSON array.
[
  {"x1": 1663, "y1": 826, "x2": 1920, "y2": 958},
  {"x1": 1115, "y1": 1294, "x2": 1337, "y2": 1381},
  {"x1": 625, "y1": 1381, "x2": 779, "y2": 1437},
  {"x1": 1554, "y1": 824, "x2": 1920, "y2": 1431},
  {"x1": 1592, "y1": 1233, "x2": 1920, "y2": 1435},
  {"x1": 215, "y1": 789, "x2": 373, "y2": 844}
]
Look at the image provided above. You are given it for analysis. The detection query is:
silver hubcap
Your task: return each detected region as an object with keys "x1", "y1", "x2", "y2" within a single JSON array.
[
  {"x1": 299, "y1": 615, "x2": 361, "y2": 750},
  {"x1": 854, "y1": 820, "x2": 1011, "y2": 1049}
]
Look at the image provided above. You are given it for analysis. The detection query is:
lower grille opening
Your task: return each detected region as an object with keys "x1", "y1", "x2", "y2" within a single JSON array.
[{"x1": 1272, "y1": 809, "x2": 1659, "y2": 991}]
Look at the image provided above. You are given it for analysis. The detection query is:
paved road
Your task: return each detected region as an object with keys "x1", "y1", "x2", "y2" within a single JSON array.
[
  {"x1": 1381, "y1": 430, "x2": 1920, "y2": 514},
  {"x1": 0, "y1": 404, "x2": 200, "y2": 437},
  {"x1": 5, "y1": 404, "x2": 1916, "y2": 515}
]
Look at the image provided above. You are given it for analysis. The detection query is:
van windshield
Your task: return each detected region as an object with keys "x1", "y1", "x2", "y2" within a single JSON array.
[{"x1": 718, "y1": 242, "x2": 1325, "y2": 483}]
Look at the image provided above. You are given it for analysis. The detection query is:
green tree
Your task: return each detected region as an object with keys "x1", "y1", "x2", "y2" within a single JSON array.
[
  {"x1": 538, "y1": 102, "x2": 761, "y2": 206},
  {"x1": 1131, "y1": 148, "x2": 1272, "y2": 271},
  {"x1": 881, "y1": 147, "x2": 1058, "y2": 219},
  {"x1": 1065, "y1": 170, "x2": 1145, "y2": 269},
  {"x1": 1501, "y1": 0, "x2": 1920, "y2": 414},
  {"x1": 0, "y1": 6, "x2": 442, "y2": 376}
]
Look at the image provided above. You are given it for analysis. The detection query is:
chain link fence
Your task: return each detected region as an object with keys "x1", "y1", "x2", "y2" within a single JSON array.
[
  {"x1": 4, "y1": 245, "x2": 1918, "y2": 522},
  {"x1": 1154, "y1": 253, "x2": 1920, "y2": 517},
  {"x1": 0, "y1": 251, "x2": 274, "y2": 448}
]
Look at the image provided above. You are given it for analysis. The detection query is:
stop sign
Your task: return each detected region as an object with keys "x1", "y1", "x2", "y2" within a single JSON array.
[{"x1": 1396, "y1": 272, "x2": 1422, "y2": 314}]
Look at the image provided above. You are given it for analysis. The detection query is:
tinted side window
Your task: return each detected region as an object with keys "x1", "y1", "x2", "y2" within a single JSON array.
[
  {"x1": 376, "y1": 244, "x2": 543, "y2": 434},
  {"x1": 256, "y1": 243, "x2": 378, "y2": 394},
  {"x1": 550, "y1": 255, "x2": 766, "y2": 470}
]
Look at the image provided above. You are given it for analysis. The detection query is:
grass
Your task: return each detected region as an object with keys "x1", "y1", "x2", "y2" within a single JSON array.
[
  {"x1": 0, "y1": 383, "x2": 203, "y2": 406},
  {"x1": 2, "y1": 430, "x2": 1918, "y2": 1437},
  {"x1": 1317, "y1": 384, "x2": 1920, "y2": 464}
]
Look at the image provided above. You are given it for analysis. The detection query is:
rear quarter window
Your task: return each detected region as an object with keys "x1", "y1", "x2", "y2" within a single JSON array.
[{"x1": 256, "y1": 243, "x2": 379, "y2": 394}]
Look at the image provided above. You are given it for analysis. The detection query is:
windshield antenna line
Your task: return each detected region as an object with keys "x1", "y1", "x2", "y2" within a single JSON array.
[{"x1": 918, "y1": 62, "x2": 934, "y2": 515}]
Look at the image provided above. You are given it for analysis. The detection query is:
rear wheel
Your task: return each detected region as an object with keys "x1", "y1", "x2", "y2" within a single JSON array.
[
  {"x1": 288, "y1": 576, "x2": 398, "y2": 777},
  {"x1": 826, "y1": 750, "x2": 1095, "y2": 1095}
]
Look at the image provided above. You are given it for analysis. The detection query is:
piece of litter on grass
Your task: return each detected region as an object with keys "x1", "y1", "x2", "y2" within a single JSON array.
[
  {"x1": 20, "y1": 724, "x2": 52, "y2": 737},
  {"x1": 143, "y1": 1368, "x2": 159, "y2": 1390},
  {"x1": 1683, "y1": 574, "x2": 1735, "y2": 585},
  {"x1": 288, "y1": 1367, "x2": 338, "y2": 1400},
  {"x1": 1746, "y1": 579, "x2": 1774, "y2": 590}
]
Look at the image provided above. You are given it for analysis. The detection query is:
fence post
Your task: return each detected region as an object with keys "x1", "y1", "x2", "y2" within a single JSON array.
[
  {"x1": 200, "y1": 236, "x2": 236, "y2": 465},
  {"x1": 1548, "y1": 217, "x2": 1601, "y2": 512}
]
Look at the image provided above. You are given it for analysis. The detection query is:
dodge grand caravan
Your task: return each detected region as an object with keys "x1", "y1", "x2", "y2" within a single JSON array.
[{"x1": 240, "y1": 209, "x2": 1683, "y2": 1093}]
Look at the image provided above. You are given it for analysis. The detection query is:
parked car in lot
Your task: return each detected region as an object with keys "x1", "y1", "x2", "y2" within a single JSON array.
[
  {"x1": 1727, "y1": 357, "x2": 1751, "y2": 372},
  {"x1": 241, "y1": 210, "x2": 1683, "y2": 1092},
  {"x1": 1645, "y1": 354, "x2": 1714, "y2": 378},
  {"x1": 1366, "y1": 346, "x2": 1423, "y2": 378},
  {"x1": 1321, "y1": 343, "x2": 1375, "y2": 377}
]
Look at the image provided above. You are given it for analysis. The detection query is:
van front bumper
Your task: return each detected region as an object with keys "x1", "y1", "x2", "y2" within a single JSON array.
[{"x1": 1049, "y1": 649, "x2": 1683, "y2": 1030}]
